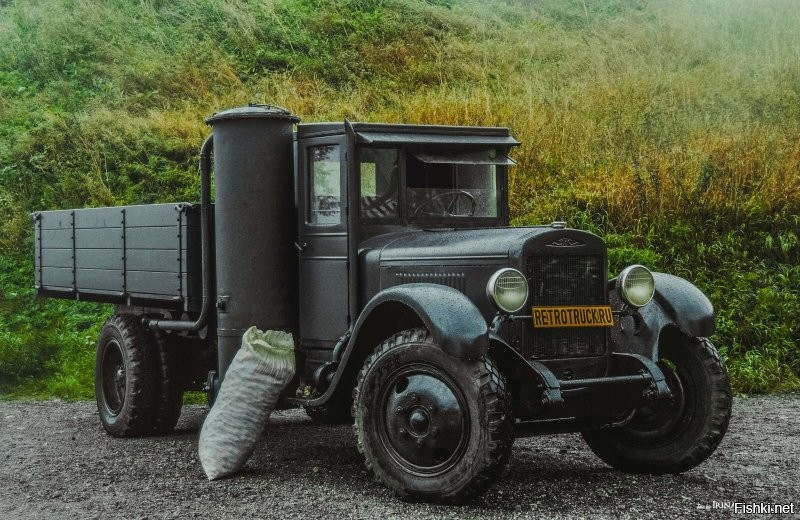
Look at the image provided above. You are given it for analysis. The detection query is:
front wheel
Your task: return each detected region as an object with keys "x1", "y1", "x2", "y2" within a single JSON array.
[
  {"x1": 582, "y1": 336, "x2": 732, "y2": 473},
  {"x1": 353, "y1": 328, "x2": 513, "y2": 503}
]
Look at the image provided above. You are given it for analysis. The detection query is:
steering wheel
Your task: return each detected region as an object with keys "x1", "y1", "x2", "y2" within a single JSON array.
[{"x1": 412, "y1": 190, "x2": 477, "y2": 217}]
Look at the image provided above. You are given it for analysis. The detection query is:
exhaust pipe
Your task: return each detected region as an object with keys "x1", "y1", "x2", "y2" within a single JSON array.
[{"x1": 147, "y1": 134, "x2": 214, "y2": 333}]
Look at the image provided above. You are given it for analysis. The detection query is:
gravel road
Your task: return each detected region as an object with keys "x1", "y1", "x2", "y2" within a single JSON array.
[{"x1": 1, "y1": 394, "x2": 797, "y2": 519}]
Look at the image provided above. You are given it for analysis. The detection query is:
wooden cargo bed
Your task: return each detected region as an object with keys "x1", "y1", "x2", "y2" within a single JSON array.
[{"x1": 33, "y1": 203, "x2": 204, "y2": 311}]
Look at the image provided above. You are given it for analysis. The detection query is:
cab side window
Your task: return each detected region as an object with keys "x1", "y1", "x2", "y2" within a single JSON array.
[{"x1": 308, "y1": 145, "x2": 341, "y2": 224}]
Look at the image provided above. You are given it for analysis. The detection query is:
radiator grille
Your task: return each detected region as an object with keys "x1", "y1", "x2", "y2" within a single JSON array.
[
  {"x1": 522, "y1": 254, "x2": 607, "y2": 359},
  {"x1": 527, "y1": 255, "x2": 605, "y2": 306}
]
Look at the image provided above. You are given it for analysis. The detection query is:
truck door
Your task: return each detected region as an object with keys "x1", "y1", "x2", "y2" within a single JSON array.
[{"x1": 297, "y1": 134, "x2": 350, "y2": 357}]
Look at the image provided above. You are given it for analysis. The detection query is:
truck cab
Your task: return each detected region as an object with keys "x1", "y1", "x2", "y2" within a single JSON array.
[
  {"x1": 33, "y1": 106, "x2": 731, "y2": 504},
  {"x1": 294, "y1": 122, "x2": 516, "y2": 382}
]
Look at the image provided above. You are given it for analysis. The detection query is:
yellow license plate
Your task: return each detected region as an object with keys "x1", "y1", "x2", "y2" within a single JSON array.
[{"x1": 532, "y1": 305, "x2": 614, "y2": 328}]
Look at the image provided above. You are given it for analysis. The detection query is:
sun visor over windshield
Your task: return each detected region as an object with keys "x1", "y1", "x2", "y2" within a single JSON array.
[
  {"x1": 356, "y1": 131, "x2": 520, "y2": 147},
  {"x1": 410, "y1": 150, "x2": 517, "y2": 166}
]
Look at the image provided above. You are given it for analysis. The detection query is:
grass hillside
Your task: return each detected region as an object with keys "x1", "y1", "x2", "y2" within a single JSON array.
[{"x1": 0, "y1": 0, "x2": 798, "y2": 397}]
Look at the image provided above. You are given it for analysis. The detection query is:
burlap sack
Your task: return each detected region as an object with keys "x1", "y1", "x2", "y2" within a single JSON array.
[{"x1": 198, "y1": 326, "x2": 295, "y2": 480}]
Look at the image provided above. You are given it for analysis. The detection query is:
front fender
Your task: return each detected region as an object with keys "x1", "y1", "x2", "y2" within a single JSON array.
[
  {"x1": 353, "y1": 283, "x2": 489, "y2": 359},
  {"x1": 651, "y1": 273, "x2": 714, "y2": 337},
  {"x1": 610, "y1": 272, "x2": 714, "y2": 360},
  {"x1": 305, "y1": 283, "x2": 489, "y2": 408}
]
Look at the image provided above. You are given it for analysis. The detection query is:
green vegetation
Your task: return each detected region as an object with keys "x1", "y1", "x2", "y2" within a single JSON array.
[{"x1": 1, "y1": 0, "x2": 798, "y2": 397}]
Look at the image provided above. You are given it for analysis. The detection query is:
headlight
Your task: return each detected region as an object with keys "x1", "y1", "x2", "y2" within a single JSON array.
[
  {"x1": 487, "y1": 268, "x2": 528, "y2": 313},
  {"x1": 618, "y1": 265, "x2": 655, "y2": 307}
]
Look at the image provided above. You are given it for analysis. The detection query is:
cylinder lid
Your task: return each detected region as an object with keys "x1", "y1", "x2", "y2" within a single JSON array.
[{"x1": 205, "y1": 104, "x2": 300, "y2": 125}]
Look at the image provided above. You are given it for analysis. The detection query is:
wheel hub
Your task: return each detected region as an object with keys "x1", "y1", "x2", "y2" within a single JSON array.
[
  {"x1": 101, "y1": 339, "x2": 126, "y2": 416},
  {"x1": 381, "y1": 369, "x2": 468, "y2": 473},
  {"x1": 408, "y1": 408, "x2": 430, "y2": 435}
]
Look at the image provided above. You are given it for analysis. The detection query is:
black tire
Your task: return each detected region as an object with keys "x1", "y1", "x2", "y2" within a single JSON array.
[
  {"x1": 582, "y1": 337, "x2": 732, "y2": 473},
  {"x1": 95, "y1": 314, "x2": 158, "y2": 437},
  {"x1": 149, "y1": 333, "x2": 184, "y2": 434},
  {"x1": 353, "y1": 328, "x2": 513, "y2": 504}
]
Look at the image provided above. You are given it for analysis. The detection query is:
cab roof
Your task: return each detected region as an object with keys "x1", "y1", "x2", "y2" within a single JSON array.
[{"x1": 296, "y1": 122, "x2": 520, "y2": 147}]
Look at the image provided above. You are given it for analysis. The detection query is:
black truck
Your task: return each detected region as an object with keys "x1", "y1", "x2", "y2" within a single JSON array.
[{"x1": 33, "y1": 105, "x2": 731, "y2": 503}]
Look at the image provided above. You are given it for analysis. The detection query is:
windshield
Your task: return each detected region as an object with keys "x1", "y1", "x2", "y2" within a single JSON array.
[
  {"x1": 406, "y1": 150, "x2": 502, "y2": 219},
  {"x1": 359, "y1": 147, "x2": 508, "y2": 222}
]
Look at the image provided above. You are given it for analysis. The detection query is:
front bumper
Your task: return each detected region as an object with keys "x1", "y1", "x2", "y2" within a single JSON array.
[{"x1": 489, "y1": 312, "x2": 672, "y2": 429}]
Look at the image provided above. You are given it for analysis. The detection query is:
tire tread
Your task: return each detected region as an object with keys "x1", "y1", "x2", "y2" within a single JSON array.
[
  {"x1": 96, "y1": 314, "x2": 158, "y2": 437},
  {"x1": 149, "y1": 332, "x2": 184, "y2": 434}
]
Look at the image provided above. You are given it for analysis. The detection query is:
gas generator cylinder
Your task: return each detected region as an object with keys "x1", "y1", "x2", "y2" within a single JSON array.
[{"x1": 205, "y1": 105, "x2": 300, "y2": 382}]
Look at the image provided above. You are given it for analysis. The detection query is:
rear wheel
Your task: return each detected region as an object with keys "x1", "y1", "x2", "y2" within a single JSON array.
[
  {"x1": 353, "y1": 328, "x2": 513, "y2": 503},
  {"x1": 582, "y1": 337, "x2": 731, "y2": 473},
  {"x1": 95, "y1": 314, "x2": 185, "y2": 436},
  {"x1": 95, "y1": 315, "x2": 158, "y2": 437},
  {"x1": 150, "y1": 333, "x2": 184, "y2": 434}
]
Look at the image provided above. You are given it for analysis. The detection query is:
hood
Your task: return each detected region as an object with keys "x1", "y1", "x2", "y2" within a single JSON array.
[{"x1": 360, "y1": 226, "x2": 567, "y2": 264}]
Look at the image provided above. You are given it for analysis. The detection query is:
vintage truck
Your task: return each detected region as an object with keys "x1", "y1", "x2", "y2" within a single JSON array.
[{"x1": 33, "y1": 105, "x2": 731, "y2": 503}]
